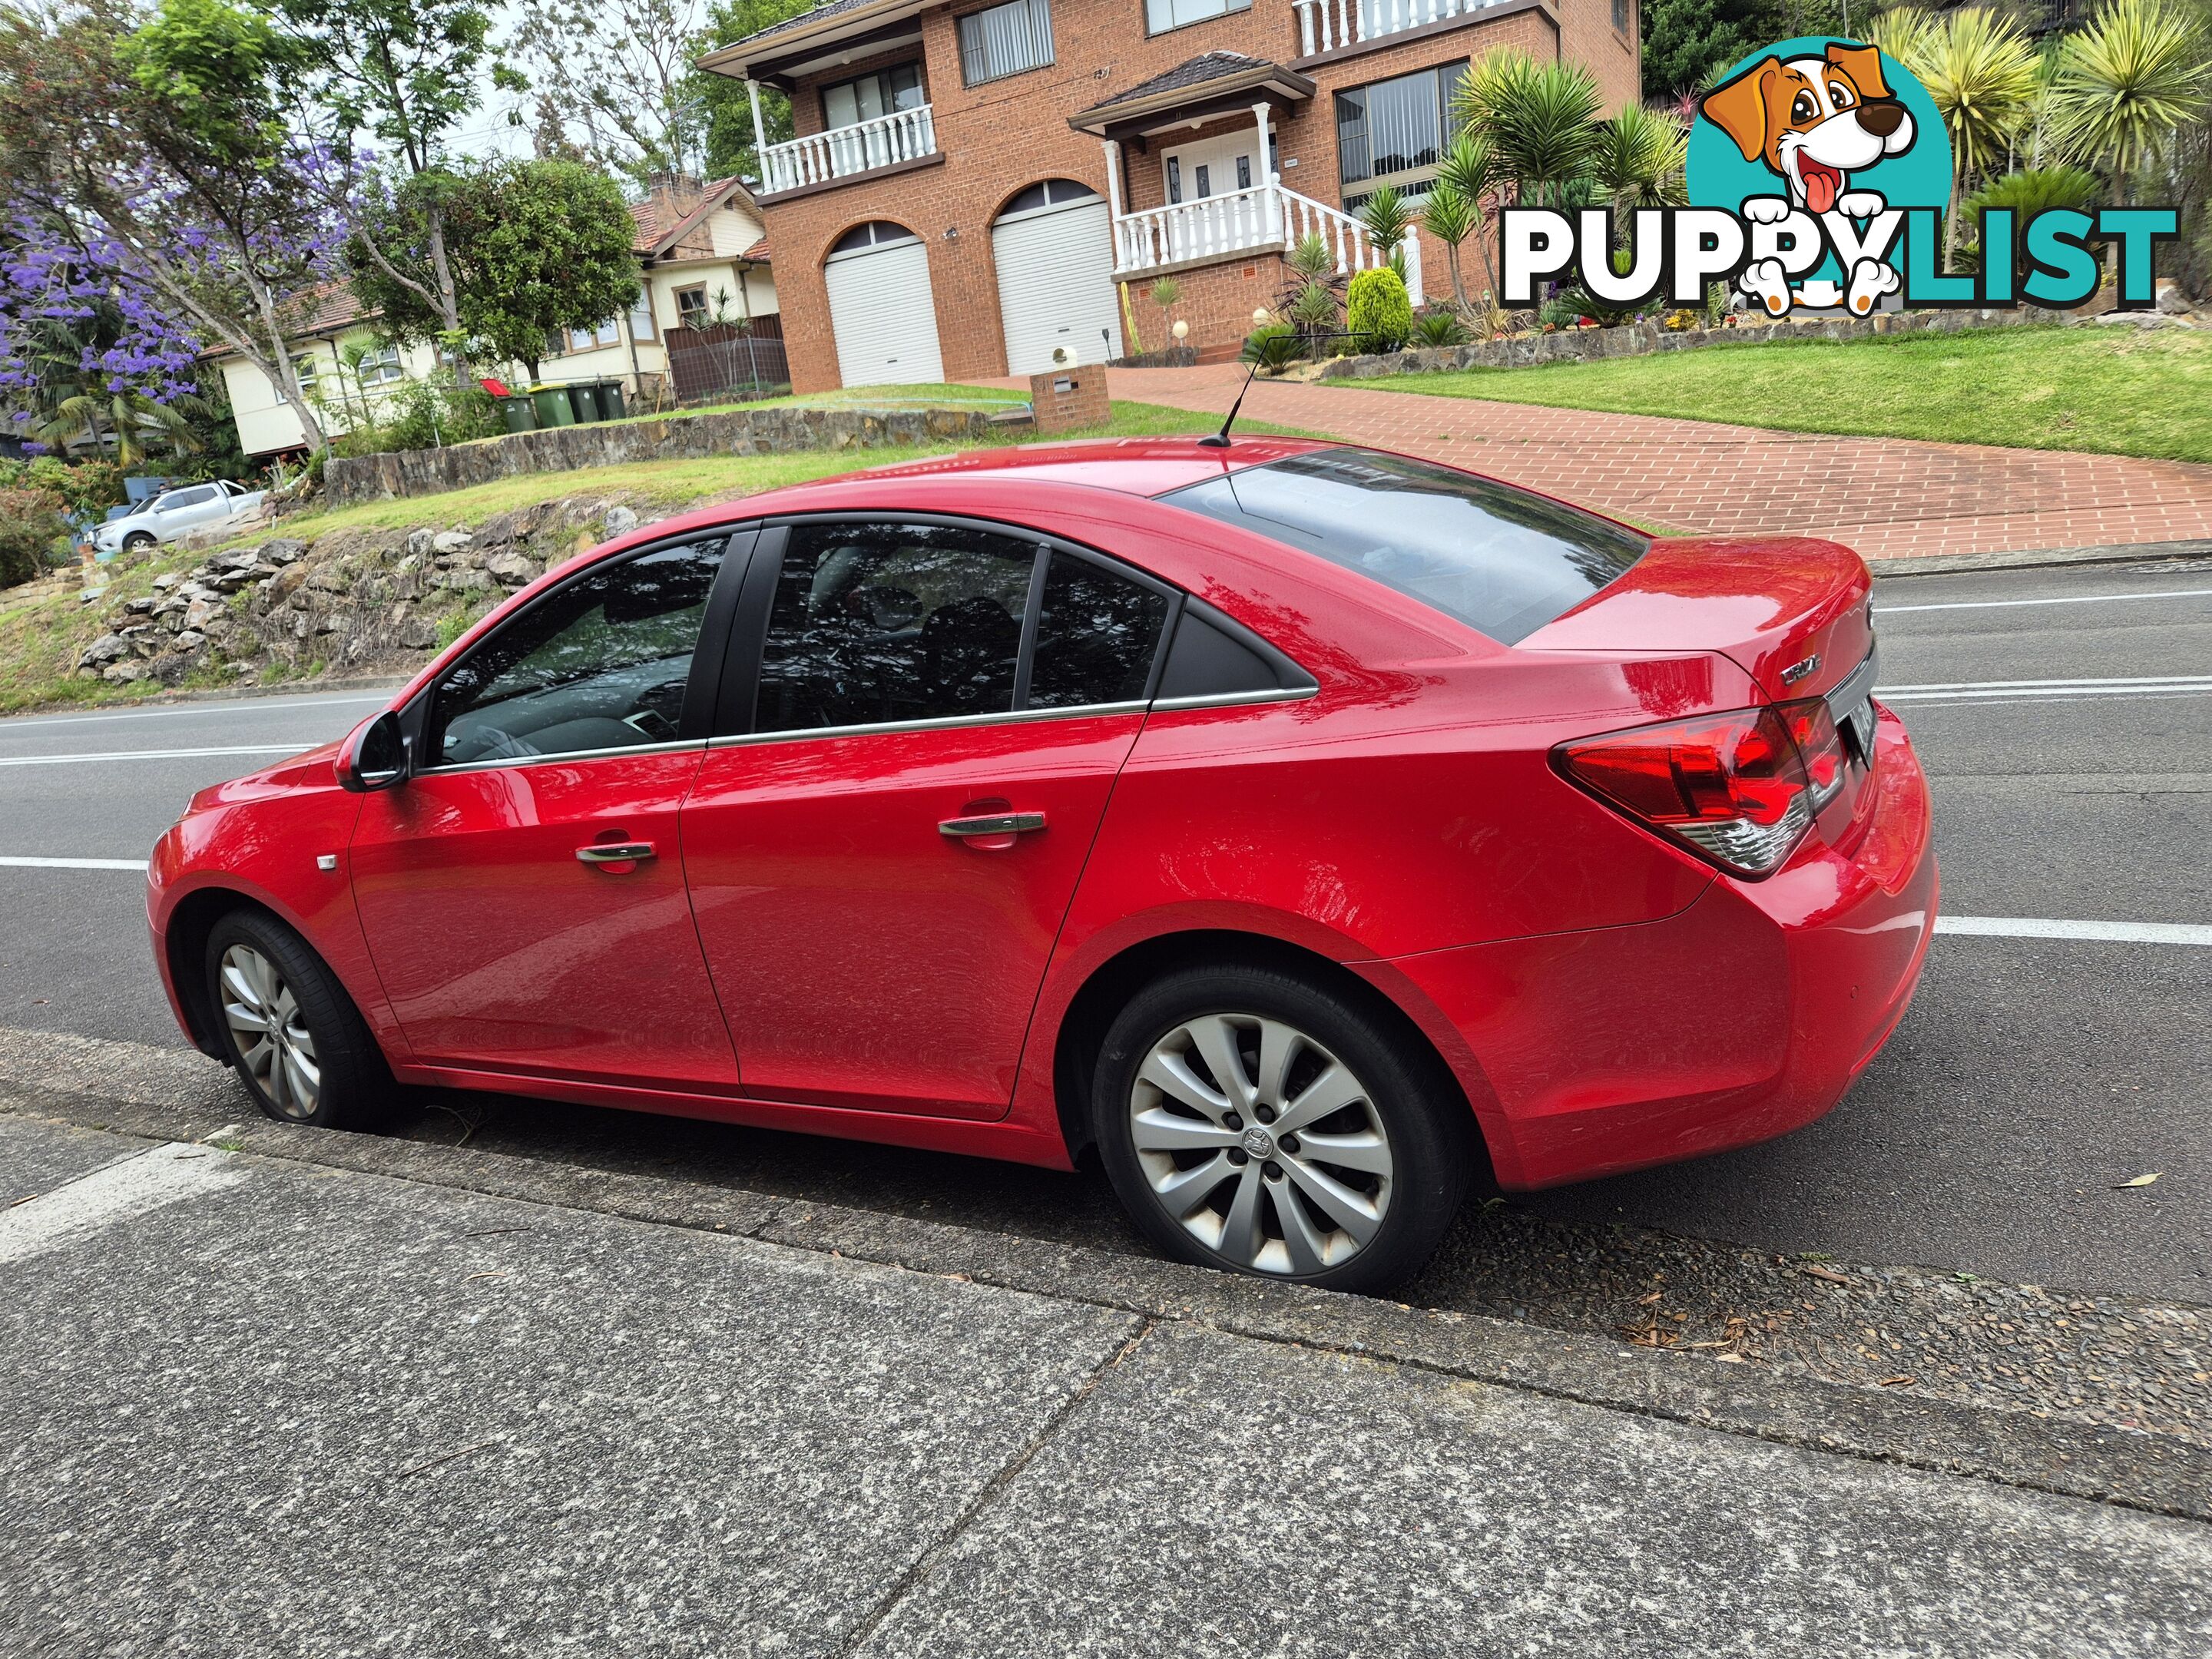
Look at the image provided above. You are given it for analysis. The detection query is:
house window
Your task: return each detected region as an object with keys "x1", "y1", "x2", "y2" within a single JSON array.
[
  {"x1": 630, "y1": 291, "x2": 657, "y2": 343},
  {"x1": 566, "y1": 318, "x2": 624, "y2": 353},
  {"x1": 1144, "y1": 0, "x2": 1249, "y2": 35},
  {"x1": 1336, "y1": 64, "x2": 1462, "y2": 210},
  {"x1": 292, "y1": 354, "x2": 319, "y2": 395},
  {"x1": 958, "y1": 0, "x2": 1053, "y2": 85},
  {"x1": 674, "y1": 285, "x2": 710, "y2": 328},
  {"x1": 821, "y1": 62, "x2": 924, "y2": 129},
  {"x1": 357, "y1": 343, "x2": 406, "y2": 386},
  {"x1": 1612, "y1": 0, "x2": 1628, "y2": 29}
]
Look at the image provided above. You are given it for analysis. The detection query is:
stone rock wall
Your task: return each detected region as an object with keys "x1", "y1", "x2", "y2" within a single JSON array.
[
  {"x1": 75, "y1": 496, "x2": 648, "y2": 689},
  {"x1": 323, "y1": 403, "x2": 1015, "y2": 508},
  {"x1": 1310, "y1": 305, "x2": 2107, "y2": 383}
]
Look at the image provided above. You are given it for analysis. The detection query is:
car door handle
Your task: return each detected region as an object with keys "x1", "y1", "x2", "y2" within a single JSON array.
[
  {"x1": 938, "y1": 812, "x2": 1045, "y2": 839},
  {"x1": 576, "y1": 842, "x2": 657, "y2": 866}
]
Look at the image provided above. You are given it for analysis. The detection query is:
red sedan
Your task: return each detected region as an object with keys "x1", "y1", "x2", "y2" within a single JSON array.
[{"x1": 148, "y1": 439, "x2": 1936, "y2": 1291}]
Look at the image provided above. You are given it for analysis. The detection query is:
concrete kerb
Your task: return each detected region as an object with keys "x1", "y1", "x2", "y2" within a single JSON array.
[
  {"x1": 5, "y1": 1078, "x2": 2207, "y2": 1526},
  {"x1": 1870, "y1": 539, "x2": 2212, "y2": 578}
]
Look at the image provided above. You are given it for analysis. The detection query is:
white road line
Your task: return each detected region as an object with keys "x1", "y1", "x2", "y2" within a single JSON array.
[
  {"x1": 0, "y1": 693, "x2": 387, "y2": 729},
  {"x1": 1884, "y1": 675, "x2": 2212, "y2": 690},
  {"x1": 1938, "y1": 916, "x2": 2212, "y2": 946},
  {"x1": 0, "y1": 1144, "x2": 246, "y2": 1266},
  {"x1": 0, "y1": 744, "x2": 302, "y2": 768},
  {"x1": 1880, "y1": 588, "x2": 2212, "y2": 614},
  {"x1": 0, "y1": 856, "x2": 149, "y2": 871}
]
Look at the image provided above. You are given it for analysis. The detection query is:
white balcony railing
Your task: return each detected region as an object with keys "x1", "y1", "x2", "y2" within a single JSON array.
[
  {"x1": 760, "y1": 104, "x2": 937, "y2": 194},
  {"x1": 1114, "y1": 179, "x2": 1422, "y2": 306},
  {"x1": 1293, "y1": 0, "x2": 1496, "y2": 55}
]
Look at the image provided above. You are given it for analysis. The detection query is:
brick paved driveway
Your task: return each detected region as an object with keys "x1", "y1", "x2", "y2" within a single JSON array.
[{"x1": 1092, "y1": 363, "x2": 2212, "y2": 562}]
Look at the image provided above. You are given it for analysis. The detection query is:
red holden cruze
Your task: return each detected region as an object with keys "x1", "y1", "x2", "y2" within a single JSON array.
[{"x1": 149, "y1": 439, "x2": 1936, "y2": 1290}]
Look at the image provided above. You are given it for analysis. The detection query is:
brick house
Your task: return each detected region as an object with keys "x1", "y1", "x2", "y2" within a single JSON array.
[{"x1": 700, "y1": 0, "x2": 1638, "y2": 392}]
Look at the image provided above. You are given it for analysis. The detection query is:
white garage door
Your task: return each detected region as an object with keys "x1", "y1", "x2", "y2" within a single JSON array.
[
  {"x1": 992, "y1": 180, "x2": 1122, "y2": 376},
  {"x1": 824, "y1": 222, "x2": 945, "y2": 388}
]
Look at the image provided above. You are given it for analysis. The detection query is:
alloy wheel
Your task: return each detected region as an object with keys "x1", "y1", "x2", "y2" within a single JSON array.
[
  {"x1": 219, "y1": 943, "x2": 321, "y2": 1119},
  {"x1": 1129, "y1": 1012, "x2": 1393, "y2": 1275}
]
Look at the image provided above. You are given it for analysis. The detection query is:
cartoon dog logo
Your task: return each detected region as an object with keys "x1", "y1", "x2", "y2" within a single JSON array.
[{"x1": 1700, "y1": 42, "x2": 1916, "y2": 316}]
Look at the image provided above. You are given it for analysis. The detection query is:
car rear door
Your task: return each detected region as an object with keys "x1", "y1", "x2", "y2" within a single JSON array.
[
  {"x1": 152, "y1": 485, "x2": 220, "y2": 540},
  {"x1": 678, "y1": 516, "x2": 1174, "y2": 1121},
  {"x1": 348, "y1": 529, "x2": 751, "y2": 1089}
]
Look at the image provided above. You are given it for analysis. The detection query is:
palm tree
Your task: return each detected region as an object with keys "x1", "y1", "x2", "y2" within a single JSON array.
[
  {"x1": 14, "y1": 314, "x2": 203, "y2": 468},
  {"x1": 2051, "y1": 0, "x2": 2210, "y2": 204},
  {"x1": 1453, "y1": 50, "x2": 1604, "y2": 210}
]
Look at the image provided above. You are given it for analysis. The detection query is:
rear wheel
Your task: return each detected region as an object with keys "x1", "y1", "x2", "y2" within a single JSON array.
[
  {"x1": 1092, "y1": 964, "x2": 1472, "y2": 1293},
  {"x1": 204, "y1": 910, "x2": 391, "y2": 1130}
]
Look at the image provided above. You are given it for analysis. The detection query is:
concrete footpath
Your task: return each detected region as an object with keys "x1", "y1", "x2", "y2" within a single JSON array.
[{"x1": 4, "y1": 1108, "x2": 2210, "y2": 1658}]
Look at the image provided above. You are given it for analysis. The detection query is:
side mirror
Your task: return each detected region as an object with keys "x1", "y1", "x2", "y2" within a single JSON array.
[{"x1": 339, "y1": 710, "x2": 409, "y2": 793}]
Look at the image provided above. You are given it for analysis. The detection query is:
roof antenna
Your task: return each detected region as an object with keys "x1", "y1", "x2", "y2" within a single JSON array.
[{"x1": 1198, "y1": 323, "x2": 1353, "y2": 449}]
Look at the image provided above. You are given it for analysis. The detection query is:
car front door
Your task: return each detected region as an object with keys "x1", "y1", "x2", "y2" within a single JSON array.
[
  {"x1": 680, "y1": 517, "x2": 1174, "y2": 1121},
  {"x1": 152, "y1": 485, "x2": 220, "y2": 540},
  {"x1": 349, "y1": 531, "x2": 749, "y2": 1089}
]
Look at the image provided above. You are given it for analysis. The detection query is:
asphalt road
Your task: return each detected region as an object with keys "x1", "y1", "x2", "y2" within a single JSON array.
[{"x1": 2, "y1": 559, "x2": 2207, "y2": 1303}]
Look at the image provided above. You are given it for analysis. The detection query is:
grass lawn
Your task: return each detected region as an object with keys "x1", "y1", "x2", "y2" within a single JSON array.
[
  {"x1": 1338, "y1": 325, "x2": 2212, "y2": 464},
  {"x1": 0, "y1": 398, "x2": 1307, "y2": 717}
]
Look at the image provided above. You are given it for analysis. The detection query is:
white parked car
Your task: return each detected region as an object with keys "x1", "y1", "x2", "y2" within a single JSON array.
[{"x1": 91, "y1": 479, "x2": 266, "y2": 557}]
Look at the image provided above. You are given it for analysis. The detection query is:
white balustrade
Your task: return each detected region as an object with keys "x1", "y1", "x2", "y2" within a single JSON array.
[
  {"x1": 760, "y1": 104, "x2": 938, "y2": 194},
  {"x1": 1113, "y1": 180, "x2": 1420, "y2": 307},
  {"x1": 1295, "y1": 0, "x2": 1493, "y2": 55}
]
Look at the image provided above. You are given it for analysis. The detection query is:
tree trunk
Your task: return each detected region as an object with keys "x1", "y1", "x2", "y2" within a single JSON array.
[
  {"x1": 426, "y1": 204, "x2": 472, "y2": 390},
  {"x1": 1445, "y1": 243, "x2": 1469, "y2": 318},
  {"x1": 1471, "y1": 201, "x2": 1499, "y2": 310}
]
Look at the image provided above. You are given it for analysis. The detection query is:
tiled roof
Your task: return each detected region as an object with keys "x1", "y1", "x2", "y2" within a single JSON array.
[
  {"x1": 1090, "y1": 51, "x2": 1277, "y2": 110},
  {"x1": 631, "y1": 199, "x2": 666, "y2": 253},
  {"x1": 723, "y1": 0, "x2": 882, "y2": 53},
  {"x1": 283, "y1": 280, "x2": 375, "y2": 336},
  {"x1": 649, "y1": 175, "x2": 763, "y2": 259},
  {"x1": 740, "y1": 237, "x2": 769, "y2": 261}
]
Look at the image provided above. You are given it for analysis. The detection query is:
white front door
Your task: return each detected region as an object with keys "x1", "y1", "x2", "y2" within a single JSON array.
[
  {"x1": 992, "y1": 186, "x2": 1122, "y2": 375},
  {"x1": 823, "y1": 229, "x2": 945, "y2": 387},
  {"x1": 1162, "y1": 133, "x2": 1260, "y2": 205}
]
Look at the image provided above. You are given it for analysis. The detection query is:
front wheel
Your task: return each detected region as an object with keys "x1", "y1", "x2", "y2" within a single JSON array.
[
  {"x1": 1092, "y1": 964, "x2": 1474, "y2": 1294},
  {"x1": 121, "y1": 531, "x2": 154, "y2": 553},
  {"x1": 204, "y1": 910, "x2": 392, "y2": 1130}
]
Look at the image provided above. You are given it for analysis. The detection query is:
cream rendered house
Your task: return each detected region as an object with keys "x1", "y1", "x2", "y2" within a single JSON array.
[{"x1": 212, "y1": 174, "x2": 780, "y2": 459}]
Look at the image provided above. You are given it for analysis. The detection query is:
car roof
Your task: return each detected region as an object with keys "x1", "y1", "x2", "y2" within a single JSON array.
[{"x1": 594, "y1": 435, "x2": 1336, "y2": 555}]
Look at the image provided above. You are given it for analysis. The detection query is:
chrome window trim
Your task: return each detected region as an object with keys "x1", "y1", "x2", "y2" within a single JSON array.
[
  {"x1": 704, "y1": 684, "x2": 1320, "y2": 752},
  {"x1": 416, "y1": 737, "x2": 707, "y2": 777},
  {"x1": 710, "y1": 700, "x2": 1149, "y2": 750},
  {"x1": 1148, "y1": 686, "x2": 1317, "y2": 713}
]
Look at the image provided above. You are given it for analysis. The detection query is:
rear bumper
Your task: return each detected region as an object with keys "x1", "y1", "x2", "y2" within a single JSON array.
[{"x1": 1383, "y1": 705, "x2": 1936, "y2": 1190}]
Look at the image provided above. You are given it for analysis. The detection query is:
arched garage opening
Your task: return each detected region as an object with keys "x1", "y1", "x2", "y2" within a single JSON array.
[
  {"x1": 823, "y1": 221, "x2": 944, "y2": 387},
  {"x1": 990, "y1": 180, "x2": 1121, "y2": 376}
]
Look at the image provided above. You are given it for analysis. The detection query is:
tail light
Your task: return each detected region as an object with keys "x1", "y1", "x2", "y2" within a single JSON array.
[{"x1": 1552, "y1": 699, "x2": 1848, "y2": 877}]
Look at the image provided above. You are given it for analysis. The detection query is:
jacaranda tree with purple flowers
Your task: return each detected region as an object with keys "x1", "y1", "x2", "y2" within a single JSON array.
[
  {"x1": 0, "y1": 0, "x2": 349, "y2": 452},
  {"x1": 1, "y1": 212, "x2": 208, "y2": 462}
]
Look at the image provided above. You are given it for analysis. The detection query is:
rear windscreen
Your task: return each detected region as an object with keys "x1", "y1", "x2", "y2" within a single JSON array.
[{"x1": 1162, "y1": 449, "x2": 1648, "y2": 644}]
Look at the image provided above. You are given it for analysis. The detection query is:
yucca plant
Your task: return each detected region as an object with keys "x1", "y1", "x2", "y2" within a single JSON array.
[
  {"x1": 1591, "y1": 103, "x2": 1688, "y2": 220},
  {"x1": 1360, "y1": 184, "x2": 1411, "y2": 263},
  {"x1": 1890, "y1": 7, "x2": 2042, "y2": 253},
  {"x1": 2052, "y1": 0, "x2": 2210, "y2": 204},
  {"x1": 1419, "y1": 172, "x2": 1477, "y2": 317},
  {"x1": 1454, "y1": 49, "x2": 1603, "y2": 210},
  {"x1": 1435, "y1": 129, "x2": 1502, "y2": 307}
]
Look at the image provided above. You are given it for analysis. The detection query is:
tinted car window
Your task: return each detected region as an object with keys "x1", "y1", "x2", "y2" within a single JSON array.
[
  {"x1": 1163, "y1": 449, "x2": 1647, "y2": 644},
  {"x1": 429, "y1": 538, "x2": 727, "y2": 766},
  {"x1": 1028, "y1": 553, "x2": 1170, "y2": 709},
  {"x1": 755, "y1": 522, "x2": 1038, "y2": 733}
]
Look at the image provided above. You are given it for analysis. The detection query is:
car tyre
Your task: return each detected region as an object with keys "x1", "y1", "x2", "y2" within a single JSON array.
[
  {"x1": 122, "y1": 531, "x2": 154, "y2": 553},
  {"x1": 204, "y1": 909, "x2": 392, "y2": 1131},
  {"x1": 1092, "y1": 963, "x2": 1474, "y2": 1294}
]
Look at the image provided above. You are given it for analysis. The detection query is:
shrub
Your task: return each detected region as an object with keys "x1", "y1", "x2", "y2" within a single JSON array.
[
  {"x1": 1240, "y1": 318, "x2": 1301, "y2": 368},
  {"x1": 1409, "y1": 308, "x2": 1472, "y2": 348},
  {"x1": 0, "y1": 486, "x2": 68, "y2": 589},
  {"x1": 1346, "y1": 267, "x2": 1414, "y2": 352}
]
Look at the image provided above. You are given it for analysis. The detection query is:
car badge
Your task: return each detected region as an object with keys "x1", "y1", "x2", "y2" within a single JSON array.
[{"x1": 1780, "y1": 654, "x2": 1821, "y2": 686}]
